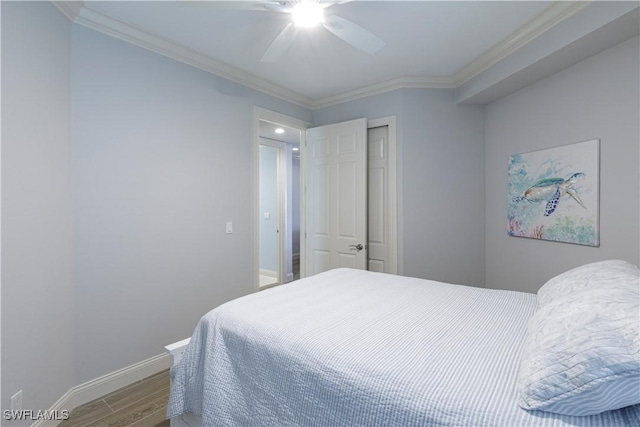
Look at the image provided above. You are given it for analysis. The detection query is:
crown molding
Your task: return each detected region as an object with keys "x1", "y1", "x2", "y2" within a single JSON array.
[
  {"x1": 453, "y1": 0, "x2": 591, "y2": 86},
  {"x1": 51, "y1": 1, "x2": 84, "y2": 21},
  {"x1": 67, "y1": 4, "x2": 315, "y2": 109},
  {"x1": 311, "y1": 75, "x2": 456, "y2": 110},
  {"x1": 50, "y1": 0, "x2": 587, "y2": 110}
]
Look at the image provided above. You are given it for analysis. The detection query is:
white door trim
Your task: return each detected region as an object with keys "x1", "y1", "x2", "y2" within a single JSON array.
[
  {"x1": 253, "y1": 107, "x2": 310, "y2": 292},
  {"x1": 368, "y1": 116, "x2": 398, "y2": 275}
]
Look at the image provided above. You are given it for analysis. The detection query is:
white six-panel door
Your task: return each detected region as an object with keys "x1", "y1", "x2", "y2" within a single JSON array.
[{"x1": 305, "y1": 118, "x2": 368, "y2": 275}]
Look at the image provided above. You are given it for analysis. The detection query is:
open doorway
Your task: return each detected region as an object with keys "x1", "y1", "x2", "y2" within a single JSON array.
[
  {"x1": 254, "y1": 108, "x2": 398, "y2": 291},
  {"x1": 257, "y1": 119, "x2": 303, "y2": 289}
]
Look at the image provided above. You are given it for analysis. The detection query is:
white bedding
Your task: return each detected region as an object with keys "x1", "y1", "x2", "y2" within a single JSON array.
[{"x1": 167, "y1": 268, "x2": 640, "y2": 426}]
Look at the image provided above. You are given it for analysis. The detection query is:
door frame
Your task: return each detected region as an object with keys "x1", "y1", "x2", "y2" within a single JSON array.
[
  {"x1": 258, "y1": 139, "x2": 287, "y2": 287},
  {"x1": 368, "y1": 116, "x2": 398, "y2": 275},
  {"x1": 253, "y1": 107, "x2": 310, "y2": 292},
  {"x1": 253, "y1": 108, "x2": 399, "y2": 291}
]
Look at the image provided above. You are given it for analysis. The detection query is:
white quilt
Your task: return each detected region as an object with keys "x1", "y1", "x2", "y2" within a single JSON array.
[{"x1": 167, "y1": 268, "x2": 640, "y2": 426}]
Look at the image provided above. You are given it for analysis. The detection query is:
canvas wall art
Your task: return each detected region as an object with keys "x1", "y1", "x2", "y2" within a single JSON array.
[{"x1": 507, "y1": 139, "x2": 600, "y2": 246}]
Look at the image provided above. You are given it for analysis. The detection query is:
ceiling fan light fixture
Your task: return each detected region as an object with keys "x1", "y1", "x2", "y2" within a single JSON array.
[{"x1": 292, "y1": 2, "x2": 324, "y2": 28}]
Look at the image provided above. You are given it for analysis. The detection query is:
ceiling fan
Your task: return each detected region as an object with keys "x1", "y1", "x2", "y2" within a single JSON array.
[{"x1": 203, "y1": 1, "x2": 386, "y2": 62}]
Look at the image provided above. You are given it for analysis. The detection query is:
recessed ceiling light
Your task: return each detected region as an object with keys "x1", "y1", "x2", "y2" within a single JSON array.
[
  {"x1": 275, "y1": 128, "x2": 285, "y2": 134},
  {"x1": 292, "y1": 147, "x2": 299, "y2": 152},
  {"x1": 292, "y1": 2, "x2": 324, "y2": 28}
]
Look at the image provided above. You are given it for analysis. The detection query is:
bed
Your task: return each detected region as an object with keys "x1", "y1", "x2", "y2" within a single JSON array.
[{"x1": 167, "y1": 262, "x2": 640, "y2": 426}]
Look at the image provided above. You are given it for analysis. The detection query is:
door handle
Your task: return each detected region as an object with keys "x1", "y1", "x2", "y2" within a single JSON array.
[{"x1": 349, "y1": 244, "x2": 364, "y2": 251}]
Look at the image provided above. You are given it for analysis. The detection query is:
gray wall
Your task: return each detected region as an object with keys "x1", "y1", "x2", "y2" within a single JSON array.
[
  {"x1": 259, "y1": 144, "x2": 278, "y2": 272},
  {"x1": 484, "y1": 36, "x2": 640, "y2": 293},
  {"x1": 400, "y1": 89, "x2": 485, "y2": 286},
  {"x1": 71, "y1": 24, "x2": 310, "y2": 383},
  {"x1": 1, "y1": 1, "x2": 75, "y2": 421},
  {"x1": 313, "y1": 89, "x2": 486, "y2": 286}
]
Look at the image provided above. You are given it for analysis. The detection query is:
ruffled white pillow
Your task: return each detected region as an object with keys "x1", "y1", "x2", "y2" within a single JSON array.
[
  {"x1": 517, "y1": 260, "x2": 640, "y2": 416},
  {"x1": 537, "y1": 260, "x2": 639, "y2": 307}
]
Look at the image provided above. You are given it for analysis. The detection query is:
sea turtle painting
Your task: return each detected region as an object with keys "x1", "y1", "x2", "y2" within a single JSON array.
[
  {"x1": 507, "y1": 140, "x2": 599, "y2": 246},
  {"x1": 514, "y1": 172, "x2": 587, "y2": 216}
]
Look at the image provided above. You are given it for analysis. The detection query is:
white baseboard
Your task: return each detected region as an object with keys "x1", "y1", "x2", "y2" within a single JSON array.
[
  {"x1": 32, "y1": 353, "x2": 170, "y2": 427},
  {"x1": 73, "y1": 353, "x2": 170, "y2": 407}
]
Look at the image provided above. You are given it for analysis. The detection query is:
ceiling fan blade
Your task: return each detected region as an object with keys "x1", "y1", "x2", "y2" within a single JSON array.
[
  {"x1": 261, "y1": 23, "x2": 297, "y2": 62},
  {"x1": 322, "y1": 14, "x2": 385, "y2": 54},
  {"x1": 182, "y1": 1, "x2": 280, "y2": 11},
  {"x1": 317, "y1": 1, "x2": 339, "y2": 9},
  {"x1": 263, "y1": 3, "x2": 293, "y2": 13}
]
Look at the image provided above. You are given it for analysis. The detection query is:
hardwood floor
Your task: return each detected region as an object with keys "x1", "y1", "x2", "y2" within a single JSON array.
[
  {"x1": 293, "y1": 255, "x2": 300, "y2": 280},
  {"x1": 59, "y1": 370, "x2": 170, "y2": 427}
]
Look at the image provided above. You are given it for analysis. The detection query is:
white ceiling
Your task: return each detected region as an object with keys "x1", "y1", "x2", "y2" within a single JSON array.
[
  {"x1": 60, "y1": 2, "x2": 640, "y2": 108},
  {"x1": 77, "y1": 1, "x2": 560, "y2": 103}
]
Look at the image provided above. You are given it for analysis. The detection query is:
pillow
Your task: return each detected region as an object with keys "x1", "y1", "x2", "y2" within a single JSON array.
[
  {"x1": 537, "y1": 260, "x2": 640, "y2": 307},
  {"x1": 517, "y1": 261, "x2": 640, "y2": 416}
]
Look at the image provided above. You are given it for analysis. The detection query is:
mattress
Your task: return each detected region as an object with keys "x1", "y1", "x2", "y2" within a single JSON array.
[{"x1": 167, "y1": 268, "x2": 640, "y2": 426}]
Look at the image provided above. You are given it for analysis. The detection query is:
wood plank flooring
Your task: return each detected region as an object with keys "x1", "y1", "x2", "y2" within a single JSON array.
[{"x1": 59, "y1": 370, "x2": 170, "y2": 427}]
